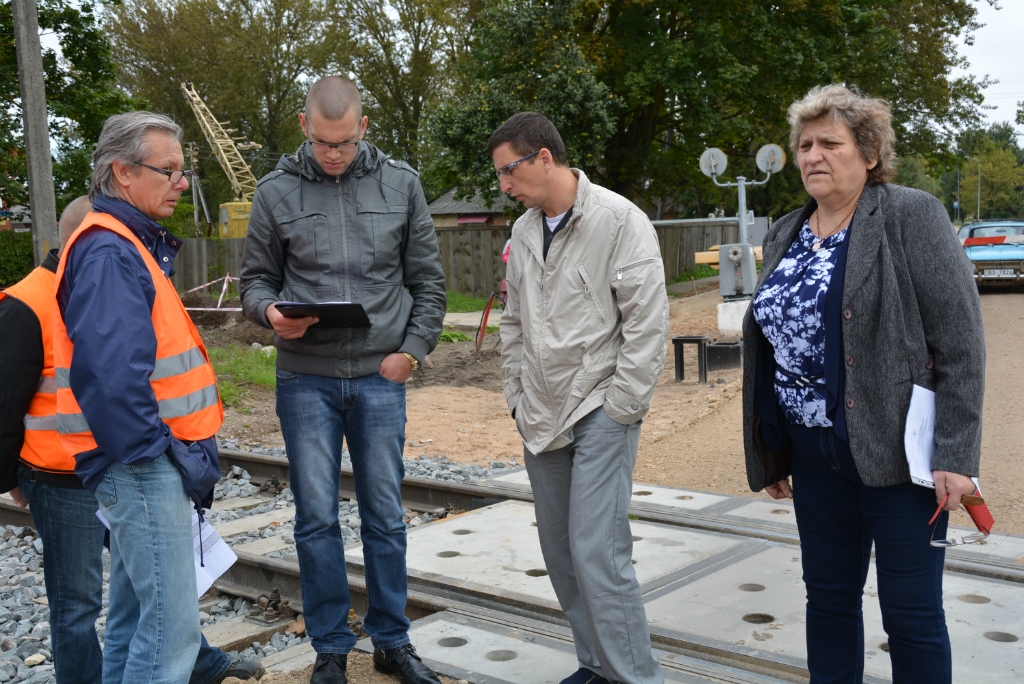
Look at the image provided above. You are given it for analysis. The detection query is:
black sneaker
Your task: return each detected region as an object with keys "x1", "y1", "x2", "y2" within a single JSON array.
[
  {"x1": 310, "y1": 652, "x2": 348, "y2": 684},
  {"x1": 559, "y1": 667, "x2": 610, "y2": 684},
  {"x1": 217, "y1": 660, "x2": 265, "y2": 682},
  {"x1": 373, "y1": 643, "x2": 441, "y2": 684}
]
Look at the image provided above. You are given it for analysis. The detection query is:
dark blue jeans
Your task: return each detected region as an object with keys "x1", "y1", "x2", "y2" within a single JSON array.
[
  {"x1": 786, "y1": 424, "x2": 951, "y2": 684},
  {"x1": 275, "y1": 370, "x2": 411, "y2": 654},
  {"x1": 19, "y1": 477, "x2": 230, "y2": 684}
]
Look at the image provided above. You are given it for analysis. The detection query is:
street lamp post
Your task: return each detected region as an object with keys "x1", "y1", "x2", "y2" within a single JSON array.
[
  {"x1": 969, "y1": 157, "x2": 981, "y2": 220},
  {"x1": 956, "y1": 167, "x2": 961, "y2": 224}
]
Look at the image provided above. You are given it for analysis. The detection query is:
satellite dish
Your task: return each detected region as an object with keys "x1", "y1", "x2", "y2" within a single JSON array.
[
  {"x1": 700, "y1": 148, "x2": 728, "y2": 178},
  {"x1": 756, "y1": 144, "x2": 786, "y2": 174}
]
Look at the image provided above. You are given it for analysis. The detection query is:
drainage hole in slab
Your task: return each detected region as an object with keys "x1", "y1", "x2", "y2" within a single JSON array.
[
  {"x1": 438, "y1": 637, "x2": 468, "y2": 648},
  {"x1": 525, "y1": 568, "x2": 548, "y2": 577},
  {"x1": 531, "y1": 522, "x2": 538, "y2": 527},
  {"x1": 742, "y1": 613, "x2": 774, "y2": 625},
  {"x1": 960, "y1": 594, "x2": 991, "y2": 604},
  {"x1": 633, "y1": 491, "x2": 653, "y2": 496},
  {"x1": 632, "y1": 536, "x2": 643, "y2": 542},
  {"x1": 771, "y1": 509, "x2": 790, "y2": 515},
  {"x1": 675, "y1": 495, "x2": 693, "y2": 500},
  {"x1": 452, "y1": 529, "x2": 473, "y2": 536},
  {"x1": 485, "y1": 650, "x2": 518, "y2": 662},
  {"x1": 739, "y1": 584, "x2": 765, "y2": 592},
  {"x1": 983, "y1": 632, "x2": 1019, "y2": 643},
  {"x1": 879, "y1": 642, "x2": 889, "y2": 653},
  {"x1": 436, "y1": 551, "x2": 460, "y2": 558},
  {"x1": 631, "y1": 559, "x2": 637, "y2": 565}
]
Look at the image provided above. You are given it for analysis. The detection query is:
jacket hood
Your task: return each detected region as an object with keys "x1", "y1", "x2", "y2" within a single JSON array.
[{"x1": 276, "y1": 140, "x2": 387, "y2": 181}]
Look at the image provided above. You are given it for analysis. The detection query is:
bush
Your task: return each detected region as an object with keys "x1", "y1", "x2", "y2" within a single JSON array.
[{"x1": 0, "y1": 232, "x2": 35, "y2": 287}]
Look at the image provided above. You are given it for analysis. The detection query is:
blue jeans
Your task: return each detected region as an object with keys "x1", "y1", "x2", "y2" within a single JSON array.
[
  {"x1": 276, "y1": 370, "x2": 410, "y2": 654},
  {"x1": 20, "y1": 476, "x2": 232, "y2": 684},
  {"x1": 93, "y1": 455, "x2": 204, "y2": 684},
  {"x1": 787, "y1": 423, "x2": 951, "y2": 684}
]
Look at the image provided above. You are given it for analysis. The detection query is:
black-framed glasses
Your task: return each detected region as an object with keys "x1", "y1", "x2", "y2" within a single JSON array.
[
  {"x1": 496, "y1": 150, "x2": 539, "y2": 178},
  {"x1": 138, "y1": 162, "x2": 193, "y2": 185},
  {"x1": 308, "y1": 137, "x2": 360, "y2": 152}
]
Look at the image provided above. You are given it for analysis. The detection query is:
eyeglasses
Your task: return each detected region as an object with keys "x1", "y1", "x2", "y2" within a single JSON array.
[
  {"x1": 138, "y1": 163, "x2": 194, "y2": 185},
  {"x1": 496, "y1": 150, "x2": 539, "y2": 178},
  {"x1": 928, "y1": 493, "x2": 988, "y2": 547},
  {"x1": 308, "y1": 138, "x2": 360, "y2": 152}
]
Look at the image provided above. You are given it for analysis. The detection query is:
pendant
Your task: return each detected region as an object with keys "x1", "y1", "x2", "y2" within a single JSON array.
[{"x1": 812, "y1": 241, "x2": 821, "y2": 252}]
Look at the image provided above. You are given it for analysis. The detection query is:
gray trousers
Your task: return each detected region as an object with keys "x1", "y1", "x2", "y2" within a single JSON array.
[{"x1": 524, "y1": 406, "x2": 664, "y2": 684}]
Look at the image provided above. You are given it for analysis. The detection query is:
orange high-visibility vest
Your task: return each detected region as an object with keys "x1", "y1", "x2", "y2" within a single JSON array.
[
  {"x1": 1, "y1": 267, "x2": 72, "y2": 474},
  {"x1": 53, "y1": 212, "x2": 223, "y2": 457}
]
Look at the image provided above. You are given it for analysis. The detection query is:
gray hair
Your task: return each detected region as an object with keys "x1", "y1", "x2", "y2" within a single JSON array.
[
  {"x1": 90, "y1": 111, "x2": 183, "y2": 199},
  {"x1": 788, "y1": 84, "x2": 897, "y2": 185}
]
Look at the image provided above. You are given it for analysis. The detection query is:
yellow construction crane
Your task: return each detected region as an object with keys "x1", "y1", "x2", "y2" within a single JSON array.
[{"x1": 180, "y1": 82, "x2": 263, "y2": 238}]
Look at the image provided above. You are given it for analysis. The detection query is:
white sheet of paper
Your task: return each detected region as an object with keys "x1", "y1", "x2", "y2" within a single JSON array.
[
  {"x1": 905, "y1": 384, "x2": 938, "y2": 488},
  {"x1": 193, "y1": 510, "x2": 237, "y2": 596}
]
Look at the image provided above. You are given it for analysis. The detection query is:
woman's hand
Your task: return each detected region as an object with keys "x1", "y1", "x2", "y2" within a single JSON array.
[
  {"x1": 765, "y1": 478, "x2": 793, "y2": 500},
  {"x1": 933, "y1": 471, "x2": 977, "y2": 512}
]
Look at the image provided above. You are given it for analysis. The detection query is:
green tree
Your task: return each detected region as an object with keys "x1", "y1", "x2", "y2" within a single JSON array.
[
  {"x1": 427, "y1": 0, "x2": 989, "y2": 219},
  {"x1": 959, "y1": 138, "x2": 1024, "y2": 220},
  {"x1": 1, "y1": 0, "x2": 141, "y2": 211}
]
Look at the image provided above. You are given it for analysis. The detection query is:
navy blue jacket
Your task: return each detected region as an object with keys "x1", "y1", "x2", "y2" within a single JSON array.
[{"x1": 56, "y1": 195, "x2": 219, "y2": 508}]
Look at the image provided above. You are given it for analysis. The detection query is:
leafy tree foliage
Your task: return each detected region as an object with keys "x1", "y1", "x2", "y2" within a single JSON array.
[
  {"x1": 1, "y1": 0, "x2": 140, "y2": 211},
  {"x1": 429, "y1": 0, "x2": 990, "y2": 218}
]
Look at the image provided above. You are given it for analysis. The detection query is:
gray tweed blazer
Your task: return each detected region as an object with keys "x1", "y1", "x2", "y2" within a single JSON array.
[{"x1": 742, "y1": 183, "x2": 985, "y2": 490}]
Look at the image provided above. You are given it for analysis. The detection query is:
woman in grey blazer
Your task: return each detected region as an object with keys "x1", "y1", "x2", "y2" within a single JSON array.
[{"x1": 741, "y1": 85, "x2": 985, "y2": 684}]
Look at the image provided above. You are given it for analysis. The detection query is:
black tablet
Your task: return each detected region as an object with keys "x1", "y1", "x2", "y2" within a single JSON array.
[{"x1": 274, "y1": 302, "x2": 371, "y2": 329}]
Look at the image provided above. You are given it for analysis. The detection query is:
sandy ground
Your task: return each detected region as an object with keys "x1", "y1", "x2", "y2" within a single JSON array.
[{"x1": 204, "y1": 289, "x2": 1024, "y2": 534}]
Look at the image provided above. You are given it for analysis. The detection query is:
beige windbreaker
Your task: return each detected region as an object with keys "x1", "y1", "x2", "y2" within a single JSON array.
[{"x1": 500, "y1": 170, "x2": 670, "y2": 455}]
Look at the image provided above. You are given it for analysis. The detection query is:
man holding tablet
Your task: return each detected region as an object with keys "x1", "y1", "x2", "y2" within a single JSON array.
[{"x1": 240, "y1": 76, "x2": 446, "y2": 684}]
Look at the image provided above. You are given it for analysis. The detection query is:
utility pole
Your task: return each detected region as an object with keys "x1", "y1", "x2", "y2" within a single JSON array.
[
  {"x1": 12, "y1": 0, "x2": 59, "y2": 266},
  {"x1": 970, "y1": 157, "x2": 981, "y2": 220}
]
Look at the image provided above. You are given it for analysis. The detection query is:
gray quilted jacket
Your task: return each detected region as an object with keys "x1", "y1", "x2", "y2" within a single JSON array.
[{"x1": 240, "y1": 141, "x2": 446, "y2": 378}]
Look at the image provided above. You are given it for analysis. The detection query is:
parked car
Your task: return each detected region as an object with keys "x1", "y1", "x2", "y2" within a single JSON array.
[{"x1": 962, "y1": 221, "x2": 1024, "y2": 285}]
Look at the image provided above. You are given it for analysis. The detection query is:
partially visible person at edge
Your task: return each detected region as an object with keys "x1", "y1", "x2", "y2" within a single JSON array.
[
  {"x1": 494, "y1": 112, "x2": 669, "y2": 684},
  {"x1": 0, "y1": 194, "x2": 264, "y2": 684},
  {"x1": 52, "y1": 112, "x2": 228, "y2": 684},
  {"x1": 239, "y1": 76, "x2": 446, "y2": 684},
  {"x1": 742, "y1": 84, "x2": 984, "y2": 684}
]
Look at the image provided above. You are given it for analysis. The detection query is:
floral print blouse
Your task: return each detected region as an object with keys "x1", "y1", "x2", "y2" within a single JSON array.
[{"x1": 752, "y1": 220, "x2": 848, "y2": 427}]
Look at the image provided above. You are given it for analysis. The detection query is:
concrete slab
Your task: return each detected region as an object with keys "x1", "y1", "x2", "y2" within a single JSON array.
[
  {"x1": 202, "y1": 615, "x2": 291, "y2": 653},
  {"x1": 347, "y1": 501, "x2": 754, "y2": 609},
  {"x1": 486, "y1": 471, "x2": 731, "y2": 512},
  {"x1": 213, "y1": 507, "x2": 295, "y2": 538},
  {"x1": 944, "y1": 528, "x2": 1024, "y2": 564},
  {"x1": 262, "y1": 642, "x2": 317, "y2": 673},
  {"x1": 644, "y1": 544, "x2": 1024, "y2": 682},
  {"x1": 232, "y1": 536, "x2": 291, "y2": 556},
  {"x1": 719, "y1": 500, "x2": 798, "y2": 527},
  {"x1": 213, "y1": 494, "x2": 275, "y2": 512},
  {"x1": 360, "y1": 610, "x2": 791, "y2": 684}
]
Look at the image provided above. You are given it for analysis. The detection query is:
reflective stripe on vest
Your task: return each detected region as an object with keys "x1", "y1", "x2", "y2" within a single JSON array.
[
  {"x1": 2, "y1": 267, "x2": 74, "y2": 474},
  {"x1": 52, "y1": 212, "x2": 224, "y2": 456}
]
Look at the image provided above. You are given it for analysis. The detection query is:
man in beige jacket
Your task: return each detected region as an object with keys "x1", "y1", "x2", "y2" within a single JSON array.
[{"x1": 492, "y1": 112, "x2": 669, "y2": 684}]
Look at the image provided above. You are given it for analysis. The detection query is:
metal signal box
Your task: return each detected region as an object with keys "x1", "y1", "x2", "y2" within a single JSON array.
[
  {"x1": 219, "y1": 201, "x2": 252, "y2": 238},
  {"x1": 719, "y1": 243, "x2": 757, "y2": 299}
]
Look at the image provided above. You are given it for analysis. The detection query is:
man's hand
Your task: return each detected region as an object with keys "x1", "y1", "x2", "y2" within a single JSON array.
[
  {"x1": 267, "y1": 303, "x2": 318, "y2": 340},
  {"x1": 934, "y1": 470, "x2": 977, "y2": 512},
  {"x1": 8, "y1": 487, "x2": 27, "y2": 508},
  {"x1": 765, "y1": 478, "x2": 794, "y2": 500},
  {"x1": 380, "y1": 353, "x2": 413, "y2": 383}
]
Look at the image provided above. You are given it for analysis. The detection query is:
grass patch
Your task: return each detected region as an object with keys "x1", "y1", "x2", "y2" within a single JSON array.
[
  {"x1": 208, "y1": 344, "x2": 277, "y2": 407},
  {"x1": 438, "y1": 329, "x2": 472, "y2": 344},
  {"x1": 671, "y1": 264, "x2": 719, "y2": 283},
  {"x1": 447, "y1": 291, "x2": 490, "y2": 313},
  {"x1": 486, "y1": 326, "x2": 499, "y2": 334}
]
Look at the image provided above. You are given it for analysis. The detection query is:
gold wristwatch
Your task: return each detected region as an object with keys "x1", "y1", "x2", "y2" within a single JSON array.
[{"x1": 401, "y1": 352, "x2": 420, "y2": 372}]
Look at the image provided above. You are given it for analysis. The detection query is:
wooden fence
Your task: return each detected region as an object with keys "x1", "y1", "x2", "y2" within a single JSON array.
[{"x1": 171, "y1": 218, "x2": 743, "y2": 297}]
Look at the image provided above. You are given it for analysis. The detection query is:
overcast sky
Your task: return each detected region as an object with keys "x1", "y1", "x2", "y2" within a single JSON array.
[{"x1": 956, "y1": 1, "x2": 1024, "y2": 134}]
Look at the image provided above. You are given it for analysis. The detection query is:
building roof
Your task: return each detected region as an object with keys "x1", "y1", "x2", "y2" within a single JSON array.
[{"x1": 428, "y1": 188, "x2": 517, "y2": 215}]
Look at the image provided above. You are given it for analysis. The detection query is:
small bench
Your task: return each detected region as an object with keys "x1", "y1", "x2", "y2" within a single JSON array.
[{"x1": 671, "y1": 335, "x2": 709, "y2": 384}]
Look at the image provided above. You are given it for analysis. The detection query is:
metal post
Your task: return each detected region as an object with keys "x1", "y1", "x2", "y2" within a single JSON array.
[
  {"x1": 956, "y1": 168, "x2": 960, "y2": 224},
  {"x1": 12, "y1": 0, "x2": 58, "y2": 266},
  {"x1": 736, "y1": 176, "x2": 748, "y2": 244},
  {"x1": 976, "y1": 159, "x2": 981, "y2": 220}
]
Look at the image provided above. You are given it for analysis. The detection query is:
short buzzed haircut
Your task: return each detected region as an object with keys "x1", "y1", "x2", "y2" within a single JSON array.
[
  {"x1": 58, "y1": 196, "x2": 92, "y2": 254},
  {"x1": 305, "y1": 76, "x2": 362, "y2": 121},
  {"x1": 488, "y1": 112, "x2": 568, "y2": 166}
]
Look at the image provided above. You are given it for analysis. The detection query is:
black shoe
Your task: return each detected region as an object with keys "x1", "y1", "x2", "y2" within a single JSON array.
[
  {"x1": 559, "y1": 667, "x2": 610, "y2": 684},
  {"x1": 373, "y1": 644, "x2": 441, "y2": 684},
  {"x1": 310, "y1": 653, "x2": 348, "y2": 684},
  {"x1": 217, "y1": 660, "x2": 266, "y2": 682}
]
